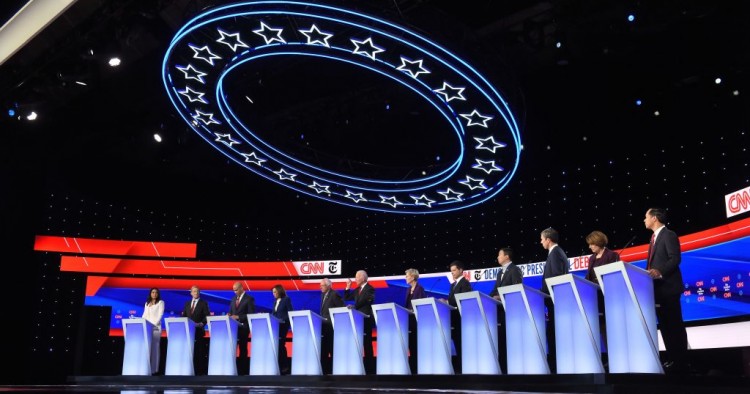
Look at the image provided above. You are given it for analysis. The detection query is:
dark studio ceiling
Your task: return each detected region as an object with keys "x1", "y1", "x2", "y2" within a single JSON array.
[{"x1": 1, "y1": 0, "x2": 749, "y2": 230}]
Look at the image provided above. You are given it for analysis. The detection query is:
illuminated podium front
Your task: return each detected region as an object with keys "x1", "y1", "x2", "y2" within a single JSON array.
[
  {"x1": 330, "y1": 306, "x2": 368, "y2": 375},
  {"x1": 122, "y1": 318, "x2": 155, "y2": 375},
  {"x1": 411, "y1": 297, "x2": 455, "y2": 374},
  {"x1": 288, "y1": 310, "x2": 323, "y2": 375},
  {"x1": 248, "y1": 313, "x2": 281, "y2": 376},
  {"x1": 206, "y1": 315, "x2": 238, "y2": 376},
  {"x1": 455, "y1": 291, "x2": 503, "y2": 374},
  {"x1": 372, "y1": 303, "x2": 411, "y2": 375},
  {"x1": 546, "y1": 274, "x2": 604, "y2": 374},
  {"x1": 595, "y1": 261, "x2": 663, "y2": 374},
  {"x1": 498, "y1": 284, "x2": 550, "y2": 374},
  {"x1": 164, "y1": 317, "x2": 196, "y2": 376}
]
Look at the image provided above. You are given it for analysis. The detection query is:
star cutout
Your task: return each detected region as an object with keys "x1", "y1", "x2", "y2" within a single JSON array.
[
  {"x1": 459, "y1": 176, "x2": 487, "y2": 190},
  {"x1": 437, "y1": 188, "x2": 463, "y2": 201},
  {"x1": 308, "y1": 181, "x2": 331, "y2": 195},
  {"x1": 273, "y1": 168, "x2": 296, "y2": 181},
  {"x1": 459, "y1": 109, "x2": 493, "y2": 127},
  {"x1": 396, "y1": 57, "x2": 430, "y2": 79},
  {"x1": 379, "y1": 195, "x2": 403, "y2": 208},
  {"x1": 434, "y1": 82, "x2": 466, "y2": 102},
  {"x1": 192, "y1": 110, "x2": 220, "y2": 125},
  {"x1": 216, "y1": 29, "x2": 249, "y2": 52},
  {"x1": 189, "y1": 44, "x2": 222, "y2": 66},
  {"x1": 214, "y1": 133, "x2": 240, "y2": 147},
  {"x1": 299, "y1": 24, "x2": 333, "y2": 47},
  {"x1": 472, "y1": 159, "x2": 503, "y2": 174},
  {"x1": 176, "y1": 64, "x2": 207, "y2": 84},
  {"x1": 253, "y1": 22, "x2": 286, "y2": 44},
  {"x1": 241, "y1": 152, "x2": 266, "y2": 166},
  {"x1": 179, "y1": 86, "x2": 208, "y2": 104},
  {"x1": 474, "y1": 136, "x2": 506, "y2": 153},
  {"x1": 411, "y1": 194, "x2": 436, "y2": 208},
  {"x1": 351, "y1": 37, "x2": 385, "y2": 60},
  {"x1": 344, "y1": 190, "x2": 367, "y2": 203}
]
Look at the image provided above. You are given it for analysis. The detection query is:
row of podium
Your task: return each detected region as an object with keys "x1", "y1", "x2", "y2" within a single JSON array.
[{"x1": 122, "y1": 262, "x2": 665, "y2": 375}]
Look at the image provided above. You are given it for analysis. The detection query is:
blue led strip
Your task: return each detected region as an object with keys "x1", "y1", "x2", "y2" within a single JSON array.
[{"x1": 162, "y1": 1, "x2": 522, "y2": 213}]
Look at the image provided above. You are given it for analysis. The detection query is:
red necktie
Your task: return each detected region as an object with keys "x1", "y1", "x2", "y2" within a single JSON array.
[
  {"x1": 235, "y1": 296, "x2": 240, "y2": 308},
  {"x1": 190, "y1": 300, "x2": 196, "y2": 315},
  {"x1": 647, "y1": 233, "x2": 655, "y2": 269}
]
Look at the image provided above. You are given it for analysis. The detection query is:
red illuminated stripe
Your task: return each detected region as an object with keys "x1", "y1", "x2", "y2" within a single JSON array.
[
  {"x1": 61, "y1": 256, "x2": 297, "y2": 277},
  {"x1": 619, "y1": 216, "x2": 750, "y2": 262},
  {"x1": 34, "y1": 235, "x2": 196, "y2": 258}
]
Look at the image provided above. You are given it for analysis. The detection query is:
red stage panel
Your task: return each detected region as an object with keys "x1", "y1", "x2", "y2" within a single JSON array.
[
  {"x1": 34, "y1": 235, "x2": 197, "y2": 258},
  {"x1": 60, "y1": 256, "x2": 297, "y2": 277}
]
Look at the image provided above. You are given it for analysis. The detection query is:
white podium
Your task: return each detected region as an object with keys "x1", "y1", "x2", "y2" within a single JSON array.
[
  {"x1": 546, "y1": 274, "x2": 604, "y2": 374},
  {"x1": 372, "y1": 303, "x2": 411, "y2": 375},
  {"x1": 330, "y1": 306, "x2": 368, "y2": 375},
  {"x1": 498, "y1": 284, "x2": 550, "y2": 374},
  {"x1": 411, "y1": 297, "x2": 455, "y2": 374},
  {"x1": 164, "y1": 317, "x2": 196, "y2": 375},
  {"x1": 247, "y1": 313, "x2": 281, "y2": 375},
  {"x1": 455, "y1": 291, "x2": 503, "y2": 374},
  {"x1": 122, "y1": 318, "x2": 155, "y2": 375},
  {"x1": 595, "y1": 261, "x2": 663, "y2": 374},
  {"x1": 206, "y1": 315, "x2": 238, "y2": 376},
  {"x1": 288, "y1": 310, "x2": 323, "y2": 375}
]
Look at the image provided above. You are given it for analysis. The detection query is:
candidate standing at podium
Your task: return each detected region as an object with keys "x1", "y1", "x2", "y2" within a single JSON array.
[
  {"x1": 142, "y1": 287, "x2": 165, "y2": 375},
  {"x1": 345, "y1": 270, "x2": 376, "y2": 374},
  {"x1": 182, "y1": 285, "x2": 210, "y2": 375},
  {"x1": 488, "y1": 248, "x2": 523, "y2": 373},
  {"x1": 320, "y1": 278, "x2": 344, "y2": 374},
  {"x1": 583, "y1": 231, "x2": 619, "y2": 361},
  {"x1": 540, "y1": 227, "x2": 569, "y2": 373},
  {"x1": 404, "y1": 268, "x2": 426, "y2": 373},
  {"x1": 644, "y1": 207, "x2": 689, "y2": 374},
  {"x1": 271, "y1": 284, "x2": 293, "y2": 374},
  {"x1": 440, "y1": 260, "x2": 472, "y2": 373},
  {"x1": 228, "y1": 281, "x2": 254, "y2": 375}
]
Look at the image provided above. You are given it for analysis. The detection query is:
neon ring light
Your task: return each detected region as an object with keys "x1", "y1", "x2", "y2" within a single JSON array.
[{"x1": 162, "y1": 1, "x2": 521, "y2": 213}]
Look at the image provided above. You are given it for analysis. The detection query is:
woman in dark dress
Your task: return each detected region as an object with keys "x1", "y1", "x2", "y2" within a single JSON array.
[{"x1": 405, "y1": 268, "x2": 426, "y2": 374}]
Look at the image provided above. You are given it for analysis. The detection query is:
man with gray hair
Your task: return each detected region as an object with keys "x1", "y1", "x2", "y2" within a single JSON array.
[
  {"x1": 345, "y1": 270, "x2": 375, "y2": 374},
  {"x1": 319, "y1": 277, "x2": 343, "y2": 374}
]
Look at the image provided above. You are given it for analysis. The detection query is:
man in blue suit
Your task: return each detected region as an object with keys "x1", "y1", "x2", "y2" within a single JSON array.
[
  {"x1": 540, "y1": 227, "x2": 569, "y2": 373},
  {"x1": 229, "y1": 281, "x2": 255, "y2": 375}
]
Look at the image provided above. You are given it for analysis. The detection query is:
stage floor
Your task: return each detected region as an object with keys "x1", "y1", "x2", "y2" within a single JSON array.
[{"x1": 1, "y1": 373, "x2": 748, "y2": 393}]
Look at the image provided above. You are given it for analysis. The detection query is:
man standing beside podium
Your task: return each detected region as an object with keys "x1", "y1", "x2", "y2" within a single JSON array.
[
  {"x1": 489, "y1": 247, "x2": 523, "y2": 373},
  {"x1": 182, "y1": 285, "x2": 210, "y2": 375},
  {"x1": 540, "y1": 227, "x2": 569, "y2": 373},
  {"x1": 644, "y1": 207, "x2": 689, "y2": 374},
  {"x1": 320, "y1": 278, "x2": 344, "y2": 374},
  {"x1": 345, "y1": 270, "x2": 375, "y2": 374},
  {"x1": 228, "y1": 281, "x2": 255, "y2": 375}
]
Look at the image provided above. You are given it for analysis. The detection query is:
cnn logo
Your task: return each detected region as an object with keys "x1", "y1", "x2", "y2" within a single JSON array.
[{"x1": 725, "y1": 186, "x2": 750, "y2": 218}]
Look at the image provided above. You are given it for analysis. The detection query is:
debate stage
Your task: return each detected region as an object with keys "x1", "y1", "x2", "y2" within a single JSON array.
[{"x1": 40, "y1": 372, "x2": 746, "y2": 393}]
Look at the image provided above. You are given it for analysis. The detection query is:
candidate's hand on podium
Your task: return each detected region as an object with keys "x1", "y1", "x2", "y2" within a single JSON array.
[
  {"x1": 346, "y1": 304, "x2": 353, "y2": 310},
  {"x1": 492, "y1": 295, "x2": 501, "y2": 301},
  {"x1": 196, "y1": 322, "x2": 204, "y2": 328},
  {"x1": 438, "y1": 298, "x2": 448, "y2": 304},
  {"x1": 647, "y1": 268, "x2": 663, "y2": 279},
  {"x1": 229, "y1": 314, "x2": 239, "y2": 321}
]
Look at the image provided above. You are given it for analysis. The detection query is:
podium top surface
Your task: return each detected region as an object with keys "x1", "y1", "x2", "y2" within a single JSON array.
[
  {"x1": 545, "y1": 273, "x2": 600, "y2": 289},
  {"x1": 455, "y1": 290, "x2": 502, "y2": 305},
  {"x1": 248, "y1": 312, "x2": 281, "y2": 321},
  {"x1": 593, "y1": 260, "x2": 648, "y2": 281},
  {"x1": 164, "y1": 317, "x2": 194, "y2": 324},
  {"x1": 123, "y1": 317, "x2": 154, "y2": 327},
  {"x1": 329, "y1": 306, "x2": 370, "y2": 318},
  {"x1": 497, "y1": 283, "x2": 549, "y2": 298},
  {"x1": 288, "y1": 310, "x2": 323, "y2": 319},
  {"x1": 410, "y1": 297, "x2": 457, "y2": 310},
  {"x1": 372, "y1": 302, "x2": 412, "y2": 313}
]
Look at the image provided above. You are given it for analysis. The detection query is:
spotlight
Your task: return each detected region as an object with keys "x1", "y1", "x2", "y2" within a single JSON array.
[
  {"x1": 714, "y1": 77, "x2": 722, "y2": 85},
  {"x1": 108, "y1": 57, "x2": 121, "y2": 67},
  {"x1": 153, "y1": 133, "x2": 162, "y2": 142},
  {"x1": 627, "y1": 14, "x2": 635, "y2": 22},
  {"x1": 26, "y1": 111, "x2": 38, "y2": 121}
]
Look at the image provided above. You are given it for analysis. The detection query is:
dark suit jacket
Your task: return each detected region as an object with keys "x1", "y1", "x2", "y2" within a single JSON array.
[
  {"x1": 489, "y1": 263, "x2": 523, "y2": 297},
  {"x1": 230, "y1": 293, "x2": 255, "y2": 327},
  {"x1": 182, "y1": 298, "x2": 210, "y2": 338},
  {"x1": 320, "y1": 289, "x2": 344, "y2": 322},
  {"x1": 447, "y1": 277, "x2": 472, "y2": 307},
  {"x1": 344, "y1": 283, "x2": 375, "y2": 317},
  {"x1": 542, "y1": 245, "x2": 569, "y2": 294},
  {"x1": 585, "y1": 248, "x2": 620, "y2": 284},
  {"x1": 648, "y1": 227, "x2": 684, "y2": 297},
  {"x1": 272, "y1": 296, "x2": 293, "y2": 324},
  {"x1": 405, "y1": 283, "x2": 426, "y2": 309}
]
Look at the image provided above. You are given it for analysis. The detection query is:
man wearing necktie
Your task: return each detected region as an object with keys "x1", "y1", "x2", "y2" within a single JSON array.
[
  {"x1": 228, "y1": 281, "x2": 255, "y2": 375},
  {"x1": 319, "y1": 278, "x2": 344, "y2": 374},
  {"x1": 440, "y1": 260, "x2": 472, "y2": 373},
  {"x1": 644, "y1": 207, "x2": 689, "y2": 374},
  {"x1": 182, "y1": 285, "x2": 210, "y2": 375},
  {"x1": 489, "y1": 247, "x2": 523, "y2": 373},
  {"x1": 540, "y1": 227, "x2": 569, "y2": 373},
  {"x1": 344, "y1": 270, "x2": 376, "y2": 374}
]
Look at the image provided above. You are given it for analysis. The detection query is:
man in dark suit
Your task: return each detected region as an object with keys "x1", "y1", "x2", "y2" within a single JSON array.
[
  {"x1": 182, "y1": 285, "x2": 210, "y2": 375},
  {"x1": 644, "y1": 207, "x2": 689, "y2": 374},
  {"x1": 489, "y1": 247, "x2": 523, "y2": 373},
  {"x1": 440, "y1": 260, "x2": 472, "y2": 373},
  {"x1": 319, "y1": 277, "x2": 343, "y2": 374},
  {"x1": 344, "y1": 269, "x2": 376, "y2": 374},
  {"x1": 540, "y1": 227, "x2": 569, "y2": 373},
  {"x1": 228, "y1": 281, "x2": 254, "y2": 375}
]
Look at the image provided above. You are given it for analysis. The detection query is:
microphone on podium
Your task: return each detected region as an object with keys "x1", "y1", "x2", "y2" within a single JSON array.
[{"x1": 615, "y1": 235, "x2": 637, "y2": 259}]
